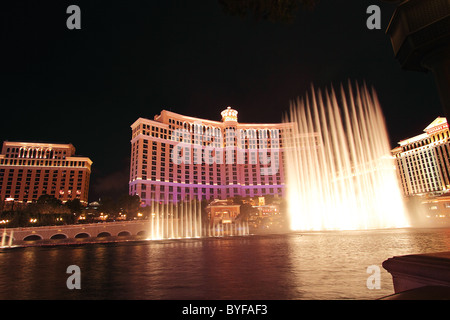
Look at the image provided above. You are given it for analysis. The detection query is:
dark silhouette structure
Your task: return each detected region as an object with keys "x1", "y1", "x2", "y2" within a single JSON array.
[{"x1": 385, "y1": 0, "x2": 450, "y2": 117}]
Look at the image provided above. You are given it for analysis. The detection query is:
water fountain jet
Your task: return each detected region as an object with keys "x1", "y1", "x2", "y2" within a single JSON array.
[
  {"x1": 146, "y1": 198, "x2": 250, "y2": 240},
  {"x1": 284, "y1": 82, "x2": 410, "y2": 231}
]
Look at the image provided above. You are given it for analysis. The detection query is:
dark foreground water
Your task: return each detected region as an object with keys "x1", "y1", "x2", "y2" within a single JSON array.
[{"x1": 0, "y1": 228, "x2": 449, "y2": 300}]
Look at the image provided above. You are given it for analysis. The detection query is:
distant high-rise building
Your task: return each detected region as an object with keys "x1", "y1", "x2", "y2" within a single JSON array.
[
  {"x1": 0, "y1": 141, "x2": 92, "y2": 205},
  {"x1": 392, "y1": 117, "x2": 450, "y2": 196},
  {"x1": 130, "y1": 108, "x2": 290, "y2": 205}
]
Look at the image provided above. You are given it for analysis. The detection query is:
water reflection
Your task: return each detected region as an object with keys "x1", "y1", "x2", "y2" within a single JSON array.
[{"x1": 0, "y1": 228, "x2": 449, "y2": 299}]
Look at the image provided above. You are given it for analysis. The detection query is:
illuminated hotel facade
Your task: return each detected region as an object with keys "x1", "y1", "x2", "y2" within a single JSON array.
[
  {"x1": 392, "y1": 117, "x2": 450, "y2": 196},
  {"x1": 130, "y1": 107, "x2": 290, "y2": 205},
  {"x1": 0, "y1": 141, "x2": 92, "y2": 205}
]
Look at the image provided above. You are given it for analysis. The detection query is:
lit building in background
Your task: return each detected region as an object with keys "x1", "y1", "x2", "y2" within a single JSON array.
[
  {"x1": 392, "y1": 117, "x2": 450, "y2": 197},
  {"x1": 0, "y1": 141, "x2": 92, "y2": 205},
  {"x1": 130, "y1": 107, "x2": 291, "y2": 205},
  {"x1": 206, "y1": 199, "x2": 241, "y2": 226}
]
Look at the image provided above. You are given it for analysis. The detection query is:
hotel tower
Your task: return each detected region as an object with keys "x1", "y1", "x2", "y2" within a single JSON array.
[
  {"x1": 0, "y1": 141, "x2": 92, "y2": 205},
  {"x1": 130, "y1": 107, "x2": 290, "y2": 205},
  {"x1": 392, "y1": 117, "x2": 450, "y2": 196}
]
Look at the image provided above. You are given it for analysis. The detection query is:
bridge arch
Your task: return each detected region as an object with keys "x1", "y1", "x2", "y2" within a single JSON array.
[
  {"x1": 23, "y1": 234, "x2": 43, "y2": 241},
  {"x1": 75, "y1": 232, "x2": 90, "y2": 238},
  {"x1": 117, "y1": 231, "x2": 131, "y2": 237},
  {"x1": 50, "y1": 234, "x2": 68, "y2": 240},
  {"x1": 137, "y1": 230, "x2": 147, "y2": 237},
  {"x1": 97, "y1": 232, "x2": 112, "y2": 238}
]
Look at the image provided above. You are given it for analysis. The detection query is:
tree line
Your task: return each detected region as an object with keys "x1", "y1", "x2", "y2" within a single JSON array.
[{"x1": 0, "y1": 194, "x2": 142, "y2": 228}]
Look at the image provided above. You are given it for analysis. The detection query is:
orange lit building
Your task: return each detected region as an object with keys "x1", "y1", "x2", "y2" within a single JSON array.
[
  {"x1": 392, "y1": 117, "x2": 450, "y2": 196},
  {"x1": 206, "y1": 199, "x2": 241, "y2": 225},
  {"x1": 130, "y1": 107, "x2": 290, "y2": 205},
  {"x1": 0, "y1": 141, "x2": 92, "y2": 205}
]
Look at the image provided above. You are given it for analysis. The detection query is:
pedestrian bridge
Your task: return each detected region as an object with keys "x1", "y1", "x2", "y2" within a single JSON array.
[{"x1": 1, "y1": 220, "x2": 151, "y2": 246}]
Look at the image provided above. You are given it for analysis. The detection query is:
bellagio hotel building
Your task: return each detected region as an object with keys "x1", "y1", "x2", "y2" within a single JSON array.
[
  {"x1": 392, "y1": 117, "x2": 450, "y2": 196},
  {"x1": 0, "y1": 141, "x2": 92, "y2": 205},
  {"x1": 130, "y1": 107, "x2": 290, "y2": 205}
]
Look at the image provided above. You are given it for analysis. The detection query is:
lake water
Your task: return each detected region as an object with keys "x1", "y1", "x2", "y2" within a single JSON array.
[{"x1": 0, "y1": 228, "x2": 449, "y2": 300}]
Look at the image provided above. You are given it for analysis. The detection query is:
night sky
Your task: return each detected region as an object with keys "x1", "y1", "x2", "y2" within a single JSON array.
[{"x1": 0, "y1": 0, "x2": 443, "y2": 202}]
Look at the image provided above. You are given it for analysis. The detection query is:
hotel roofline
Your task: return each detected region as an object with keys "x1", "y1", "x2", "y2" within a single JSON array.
[
  {"x1": 131, "y1": 109, "x2": 292, "y2": 129},
  {"x1": 1, "y1": 141, "x2": 92, "y2": 162},
  {"x1": 395, "y1": 117, "x2": 448, "y2": 148}
]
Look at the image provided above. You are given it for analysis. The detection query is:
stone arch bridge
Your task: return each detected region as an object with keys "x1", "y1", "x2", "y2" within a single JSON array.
[{"x1": 1, "y1": 220, "x2": 151, "y2": 247}]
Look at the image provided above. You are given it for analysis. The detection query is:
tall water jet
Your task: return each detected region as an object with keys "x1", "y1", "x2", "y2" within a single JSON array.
[
  {"x1": 1, "y1": 229, "x2": 6, "y2": 247},
  {"x1": 146, "y1": 195, "x2": 250, "y2": 240},
  {"x1": 284, "y1": 83, "x2": 409, "y2": 231},
  {"x1": 0, "y1": 229, "x2": 13, "y2": 248}
]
